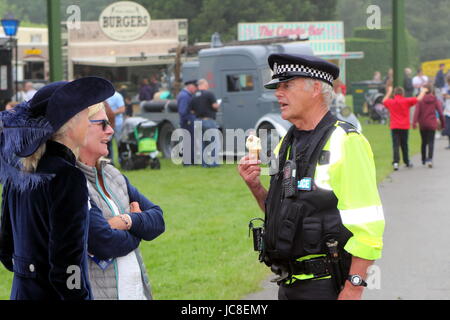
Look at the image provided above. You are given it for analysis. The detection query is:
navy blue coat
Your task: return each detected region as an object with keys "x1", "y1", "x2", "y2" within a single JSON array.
[
  {"x1": 87, "y1": 175, "x2": 165, "y2": 260},
  {"x1": 0, "y1": 141, "x2": 92, "y2": 300},
  {"x1": 176, "y1": 88, "x2": 196, "y2": 127}
]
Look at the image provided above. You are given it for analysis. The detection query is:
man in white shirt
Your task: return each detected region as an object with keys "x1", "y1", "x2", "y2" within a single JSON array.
[
  {"x1": 23, "y1": 82, "x2": 37, "y2": 101},
  {"x1": 412, "y1": 68, "x2": 429, "y2": 96}
]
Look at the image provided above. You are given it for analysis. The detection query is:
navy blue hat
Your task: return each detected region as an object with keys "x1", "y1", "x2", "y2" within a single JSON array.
[
  {"x1": 264, "y1": 53, "x2": 339, "y2": 89},
  {"x1": 0, "y1": 76, "x2": 114, "y2": 190},
  {"x1": 184, "y1": 79, "x2": 198, "y2": 86},
  {"x1": 16, "y1": 77, "x2": 115, "y2": 157}
]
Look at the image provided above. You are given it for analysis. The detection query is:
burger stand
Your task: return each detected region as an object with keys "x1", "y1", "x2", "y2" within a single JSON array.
[
  {"x1": 67, "y1": 1, "x2": 188, "y2": 94},
  {"x1": 1, "y1": 1, "x2": 189, "y2": 95}
]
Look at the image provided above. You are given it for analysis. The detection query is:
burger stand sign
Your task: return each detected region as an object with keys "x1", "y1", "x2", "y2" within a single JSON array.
[{"x1": 99, "y1": 1, "x2": 151, "y2": 42}]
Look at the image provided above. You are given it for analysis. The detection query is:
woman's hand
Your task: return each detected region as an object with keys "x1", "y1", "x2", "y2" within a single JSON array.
[
  {"x1": 107, "y1": 216, "x2": 128, "y2": 230},
  {"x1": 130, "y1": 201, "x2": 142, "y2": 213}
]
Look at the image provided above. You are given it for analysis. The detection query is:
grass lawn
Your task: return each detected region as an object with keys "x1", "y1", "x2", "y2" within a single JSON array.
[{"x1": 0, "y1": 116, "x2": 422, "y2": 300}]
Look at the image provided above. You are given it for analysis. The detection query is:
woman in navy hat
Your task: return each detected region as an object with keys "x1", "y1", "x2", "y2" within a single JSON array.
[{"x1": 0, "y1": 77, "x2": 114, "y2": 300}]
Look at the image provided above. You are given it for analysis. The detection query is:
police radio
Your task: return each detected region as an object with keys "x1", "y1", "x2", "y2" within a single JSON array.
[
  {"x1": 282, "y1": 160, "x2": 297, "y2": 198},
  {"x1": 248, "y1": 218, "x2": 265, "y2": 253}
]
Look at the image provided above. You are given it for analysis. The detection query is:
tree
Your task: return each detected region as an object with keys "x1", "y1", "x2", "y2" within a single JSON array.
[
  {"x1": 405, "y1": 0, "x2": 450, "y2": 61},
  {"x1": 336, "y1": 0, "x2": 450, "y2": 62},
  {"x1": 139, "y1": 0, "x2": 338, "y2": 43}
]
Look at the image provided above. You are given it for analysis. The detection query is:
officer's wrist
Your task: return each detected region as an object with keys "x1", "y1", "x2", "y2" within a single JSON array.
[{"x1": 344, "y1": 280, "x2": 365, "y2": 292}]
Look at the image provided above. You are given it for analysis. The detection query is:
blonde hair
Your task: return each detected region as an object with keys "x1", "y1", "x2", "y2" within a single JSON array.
[
  {"x1": 88, "y1": 102, "x2": 105, "y2": 119},
  {"x1": 20, "y1": 116, "x2": 80, "y2": 173},
  {"x1": 20, "y1": 103, "x2": 103, "y2": 172}
]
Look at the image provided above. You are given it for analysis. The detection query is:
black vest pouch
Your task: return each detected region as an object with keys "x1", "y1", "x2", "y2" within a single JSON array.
[
  {"x1": 276, "y1": 199, "x2": 302, "y2": 258},
  {"x1": 302, "y1": 216, "x2": 323, "y2": 254},
  {"x1": 322, "y1": 209, "x2": 343, "y2": 239}
]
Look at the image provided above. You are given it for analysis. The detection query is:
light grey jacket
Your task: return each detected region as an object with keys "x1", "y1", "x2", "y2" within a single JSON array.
[{"x1": 77, "y1": 160, "x2": 155, "y2": 300}]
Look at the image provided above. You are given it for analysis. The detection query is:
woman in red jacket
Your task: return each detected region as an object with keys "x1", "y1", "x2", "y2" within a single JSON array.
[{"x1": 413, "y1": 84, "x2": 445, "y2": 168}]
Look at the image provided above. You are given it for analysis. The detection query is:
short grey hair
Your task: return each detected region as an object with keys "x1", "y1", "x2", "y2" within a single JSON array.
[{"x1": 303, "y1": 79, "x2": 335, "y2": 108}]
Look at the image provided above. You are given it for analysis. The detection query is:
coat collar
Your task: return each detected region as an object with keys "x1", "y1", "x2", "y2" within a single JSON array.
[{"x1": 44, "y1": 140, "x2": 77, "y2": 165}]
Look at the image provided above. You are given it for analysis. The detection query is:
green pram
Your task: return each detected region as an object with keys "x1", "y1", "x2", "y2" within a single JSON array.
[{"x1": 118, "y1": 117, "x2": 161, "y2": 170}]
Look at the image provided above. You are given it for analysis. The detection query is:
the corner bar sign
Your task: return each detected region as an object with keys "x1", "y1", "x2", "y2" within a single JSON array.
[{"x1": 99, "y1": 1, "x2": 151, "y2": 42}]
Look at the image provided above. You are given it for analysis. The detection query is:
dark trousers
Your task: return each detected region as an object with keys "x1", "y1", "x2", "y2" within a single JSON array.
[
  {"x1": 391, "y1": 129, "x2": 409, "y2": 165},
  {"x1": 278, "y1": 278, "x2": 338, "y2": 300},
  {"x1": 420, "y1": 129, "x2": 435, "y2": 163},
  {"x1": 181, "y1": 120, "x2": 195, "y2": 165},
  {"x1": 201, "y1": 119, "x2": 220, "y2": 167}
]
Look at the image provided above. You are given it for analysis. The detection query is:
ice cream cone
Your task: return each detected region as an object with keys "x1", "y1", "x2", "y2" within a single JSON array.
[
  {"x1": 249, "y1": 149, "x2": 260, "y2": 161},
  {"x1": 246, "y1": 134, "x2": 262, "y2": 162}
]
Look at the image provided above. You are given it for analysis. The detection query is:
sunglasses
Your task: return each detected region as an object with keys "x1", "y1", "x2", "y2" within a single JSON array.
[{"x1": 89, "y1": 119, "x2": 111, "y2": 131}]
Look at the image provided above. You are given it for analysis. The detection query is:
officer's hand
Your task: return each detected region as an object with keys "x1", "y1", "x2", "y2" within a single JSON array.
[
  {"x1": 238, "y1": 155, "x2": 262, "y2": 189},
  {"x1": 338, "y1": 282, "x2": 364, "y2": 300}
]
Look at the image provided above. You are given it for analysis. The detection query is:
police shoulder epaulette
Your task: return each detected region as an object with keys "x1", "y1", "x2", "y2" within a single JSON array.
[{"x1": 336, "y1": 121, "x2": 359, "y2": 134}]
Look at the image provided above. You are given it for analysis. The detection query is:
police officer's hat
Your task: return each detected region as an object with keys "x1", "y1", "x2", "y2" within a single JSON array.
[
  {"x1": 184, "y1": 79, "x2": 198, "y2": 86},
  {"x1": 264, "y1": 53, "x2": 339, "y2": 89}
]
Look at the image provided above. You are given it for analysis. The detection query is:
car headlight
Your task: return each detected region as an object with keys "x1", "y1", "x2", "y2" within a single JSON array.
[{"x1": 340, "y1": 106, "x2": 352, "y2": 118}]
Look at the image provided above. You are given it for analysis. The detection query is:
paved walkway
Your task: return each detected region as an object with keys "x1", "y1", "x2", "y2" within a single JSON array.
[{"x1": 244, "y1": 137, "x2": 450, "y2": 300}]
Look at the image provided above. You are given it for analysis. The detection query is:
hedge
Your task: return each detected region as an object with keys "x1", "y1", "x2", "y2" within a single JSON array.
[{"x1": 345, "y1": 27, "x2": 419, "y2": 87}]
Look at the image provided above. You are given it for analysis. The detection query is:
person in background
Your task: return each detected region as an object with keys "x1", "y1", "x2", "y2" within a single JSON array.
[
  {"x1": 0, "y1": 77, "x2": 115, "y2": 300},
  {"x1": 176, "y1": 80, "x2": 198, "y2": 165},
  {"x1": 412, "y1": 68, "x2": 429, "y2": 96},
  {"x1": 118, "y1": 84, "x2": 133, "y2": 117},
  {"x1": 404, "y1": 68, "x2": 414, "y2": 97},
  {"x1": 23, "y1": 81, "x2": 37, "y2": 102},
  {"x1": 383, "y1": 85, "x2": 427, "y2": 170},
  {"x1": 441, "y1": 76, "x2": 450, "y2": 149},
  {"x1": 373, "y1": 71, "x2": 382, "y2": 82},
  {"x1": 78, "y1": 103, "x2": 165, "y2": 300},
  {"x1": 105, "y1": 90, "x2": 125, "y2": 164},
  {"x1": 124, "y1": 96, "x2": 133, "y2": 117},
  {"x1": 434, "y1": 64, "x2": 446, "y2": 103},
  {"x1": 149, "y1": 75, "x2": 161, "y2": 93},
  {"x1": 139, "y1": 78, "x2": 156, "y2": 102},
  {"x1": 383, "y1": 68, "x2": 394, "y2": 87},
  {"x1": 189, "y1": 79, "x2": 220, "y2": 167},
  {"x1": 413, "y1": 84, "x2": 445, "y2": 168},
  {"x1": 11, "y1": 83, "x2": 26, "y2": 103}
]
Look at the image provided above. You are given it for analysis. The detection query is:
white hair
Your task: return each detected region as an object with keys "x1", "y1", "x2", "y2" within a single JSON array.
[{"x1": 303, "y1": 79, "x2": 335, "y2": 108}]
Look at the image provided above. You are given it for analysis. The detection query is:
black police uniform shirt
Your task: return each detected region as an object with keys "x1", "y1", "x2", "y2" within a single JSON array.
[
  {"x1": 190, "y1": 90, "x2": 218, "y2": 120},
  {"x1": 293, "y1": 129, "x2": 313, "y2": 155}
]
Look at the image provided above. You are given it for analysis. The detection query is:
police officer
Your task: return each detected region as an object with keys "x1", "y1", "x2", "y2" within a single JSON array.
[
  {"x1": 177, "y1": 80, "x2": 198, "y2": 165},
  {"x1": 238, "y1": 54, "x2": 385, "y2": 300}
]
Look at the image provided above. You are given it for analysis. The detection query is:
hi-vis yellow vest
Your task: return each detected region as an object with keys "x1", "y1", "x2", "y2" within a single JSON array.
[{"x1": 274, "y1": 121, "x2": 385, "y2": 261}]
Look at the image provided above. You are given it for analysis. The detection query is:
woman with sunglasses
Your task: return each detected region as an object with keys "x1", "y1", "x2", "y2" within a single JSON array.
[
  {"x1": 0, "y1": 77, "x2": 114, "y2": 300},
  {"x1": 77, "y1": 102, "x2": 165, "y2": 300}
]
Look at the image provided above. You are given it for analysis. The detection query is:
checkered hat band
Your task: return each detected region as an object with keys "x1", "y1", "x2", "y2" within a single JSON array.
[{"x1": 274, "y1": 64, "x2": 334, "y2": 83}]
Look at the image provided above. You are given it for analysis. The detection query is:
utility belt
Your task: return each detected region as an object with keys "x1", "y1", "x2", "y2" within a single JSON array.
[
  {"x1": 249, "y1": 218, "x2": 350, "y2": 292},
  {"x1": 292, "y1": 256, "x2": 330, "y2": 278}
]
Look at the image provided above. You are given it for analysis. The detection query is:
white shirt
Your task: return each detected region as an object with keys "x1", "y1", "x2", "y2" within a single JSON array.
[
  {"x1": 106, "y1": 196, "x2": 146, "y2": 300},
  {"x1": 412, "y1": 75, "x2": 429, "y2": 89},
  {"x1": 24, "y1": 89, "x2": 37, "y2": 102}
]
